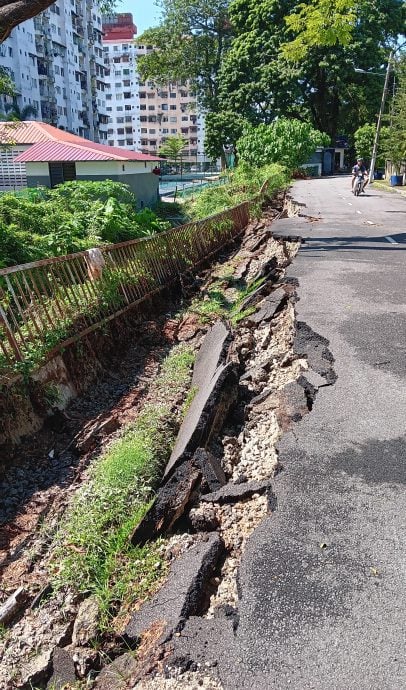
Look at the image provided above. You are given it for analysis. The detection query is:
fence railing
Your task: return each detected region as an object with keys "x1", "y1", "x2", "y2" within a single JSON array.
[{"x1": 0, "y1": 193, "x2": 264, "y2": 382}]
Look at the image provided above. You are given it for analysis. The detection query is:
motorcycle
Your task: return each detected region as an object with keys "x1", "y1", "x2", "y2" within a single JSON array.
[{"x1": 353, "y1": 172, "x2": 365, "y2": 196}]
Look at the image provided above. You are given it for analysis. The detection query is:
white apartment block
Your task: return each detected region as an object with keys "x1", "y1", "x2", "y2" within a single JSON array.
[
  {"x1": 102, "y1": 14, "x2": 206, "y2": 161},
  {"x1": 0, "y1": 0, "x2": 108, "y2": 142}
]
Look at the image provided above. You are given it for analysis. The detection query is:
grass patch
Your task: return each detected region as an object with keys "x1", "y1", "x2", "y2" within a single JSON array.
[{"x1": 50, "y1": 345, "x2": 195, "y2": 630}]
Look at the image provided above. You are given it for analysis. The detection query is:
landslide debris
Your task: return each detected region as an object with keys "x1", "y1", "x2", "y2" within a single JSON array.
[{"x1": 0, "y1": 195, "x2": 332, "y2": 690}]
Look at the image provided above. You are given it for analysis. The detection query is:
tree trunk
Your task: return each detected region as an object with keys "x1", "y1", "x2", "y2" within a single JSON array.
[{"x1": 0, "y1": 0, "x2": 56, "y2": 44}]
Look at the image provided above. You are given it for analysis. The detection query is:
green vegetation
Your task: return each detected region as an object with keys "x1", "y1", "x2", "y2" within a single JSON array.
[
  {"x1": 384, "y1": 56, "x2": 406, "y2": 175},
  {"x1": 221, "y1": 0, "x2": 404, "y2": 140},
  {"x1": 51, "y1": 345, "x2": 195, "y2": 629},
  {"x1": 189, "y1": 275, "x2": 266, "y2": 325},
  {"x1": 237, "y1": 119, "x2": 330, "y2": 169},
  {"x1": 353, "y1": 123, "x2": 390, "y2": 168},
  {"x1": 159, "y1": 134, "x2": 188, "y2": 164},
  {"x1": 0, "y1": 180, "x2": 170, "y2": 268},
  {"x1": 185, "y1": 163, "x2": 289, "y2": 220},
  {"x1": 137, "y1": 0, "x2": 232, "y2": 112}
]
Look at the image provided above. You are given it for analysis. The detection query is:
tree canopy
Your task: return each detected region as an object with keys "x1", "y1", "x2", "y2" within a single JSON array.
[
  {"x1": 217, "y1": 0, "x2": 405, "y2": 138},
  {"x1": 136, "y1": 0, "x2": 232, "y2": 111}
]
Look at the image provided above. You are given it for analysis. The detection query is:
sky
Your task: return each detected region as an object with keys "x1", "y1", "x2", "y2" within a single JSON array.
[{"x1": 118, "y1": 1, "x2": 161, "y2": 35}]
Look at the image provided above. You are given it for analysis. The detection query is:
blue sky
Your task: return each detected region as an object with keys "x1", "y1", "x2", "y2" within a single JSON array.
[{"x1": 118, "y1": 1, "x2": 161, "y2": 35}]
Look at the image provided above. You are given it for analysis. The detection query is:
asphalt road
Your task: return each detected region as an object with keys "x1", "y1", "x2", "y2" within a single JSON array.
[{"x1": 175, "y1": 176, "x2": 406, "y2": 689}]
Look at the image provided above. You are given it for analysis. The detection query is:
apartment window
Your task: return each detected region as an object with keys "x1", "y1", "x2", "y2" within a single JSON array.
[
  {"x1": 160, "y1": 92, "x2": 168, "y2": 98},
  {"x1": 170, "y1": 105, "x2": 177, "y2": 110},
  {"x1": 125, "y1": 127, "x2": 132, "y2": 134},
  {"x1": 139, "y1": 92, "x2": 146, "y2": 99},
  {"x1": 116, "y1": 106, "x2": 123, "y2": 111},
  {"x1": 8, "y1": 47, "x2": 12, "y2": 57},
  {"x1": 162, "y1": 128, "x2": 169, "y2": 134},
  {"x1": 140, "y1": 105, "x2": 146, "y2": 110},
  {"x1": 123, "y1": 69, "x2": 130, "y2": 75},
  {"x1": 140, "y1": 116, "x2": 147, "y2": 122},
  {"x1": 126, "y1": 139, "x2": 133, "y2": 145},
  {"x1": 125, "y1": 105, "x2": 131, "y2": 111},
  {"x1": 61, "y1": 68, "x2": 65, "y2": 76},
  {"x1": 141, "y1": 139, "x2": 148, "y2": 146},
  {"x1": 123, "y1": 80, "x2": 130, "y2": 87},
  {"x1": 115, "y1": 71, "x2": 121, "y2": 76},
  {"x1": 141, "y1": 128, "x2": 147, "y2": 133},
  {"x1": 116, "y1": 94, "x2": 123, "y2": 100},
  {"x1": 115, "y1": 82, "x2": 121, "y2": 88},
  {"x1": 117, "y1": 117, "x2": 124, "y2": 123},
  {"x1": 148, "y1": 105, "x2": 155, "y2": 111},
  {"x1": 149, "y1": 129, "x2": 156, "y2": 134},
  {"x1": 117, "y1": 128, "x2": 124, "y2": 134},
  {"x1": 108, "y1": 128, "x2": 114, "y2": 135},
  {"x1": 170, "y1": 117, "x2": 177, "y2": 123},
  {"x1": 125, "y1": 116, "x2": 132, "y2": 123},
  {"x1": 106, "y1": 107, "x2": 112, "y2": 112},
  {"x1": 171, "y1": 128, "x2": 177, "y2": 134},
  {"x1": 161, "y1": 104, "x2": 168, "y2": 111},
  {"x1": 170, "y1": 93, "x2": 176, "y2": 98},
  {"x1": 118, "y1": 139, "x2": 125, "y2": 145},
  {"x1": 113, "y1": 57, "x2": 120, "y2": 63},
  {"x1": 122, "y1": 44, "x2": 128, "y2": 50},
  {"x1": 108, "y1": 140, "x2": 114, "y2": 146},
  {"x1": 106, "y1": 94, "x2": 112, "y2": 100}
]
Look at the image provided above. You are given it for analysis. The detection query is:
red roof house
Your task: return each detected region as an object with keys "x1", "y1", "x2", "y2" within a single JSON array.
[{"x1": 0, "y1": 122, "x2": 162, "y2": 207}]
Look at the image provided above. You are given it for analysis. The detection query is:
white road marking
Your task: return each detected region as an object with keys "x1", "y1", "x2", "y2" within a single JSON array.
[
  {"x1": 366, "y1": 220, "x2": 374, "y2": 225},
  {"x1": 356, "y1": 210, "x2": 362, "y2": 214},
  {"x1": 385, "y1": 236, "x2": 398, "y2": 244},
  {"x1": 348, "y1": 202, "x2": 353, "y2": 206}
]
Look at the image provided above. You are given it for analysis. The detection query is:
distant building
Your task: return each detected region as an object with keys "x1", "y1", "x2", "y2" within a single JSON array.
[
  {"x1": 102, "y1": 13, "x2": 206, "y2": 164},
  {"x1": 0, "y1": 121, "x2": 162, "y2": 207},
  {"x1": 0, "y1": 0, "x2": 108, "y2": 142}
]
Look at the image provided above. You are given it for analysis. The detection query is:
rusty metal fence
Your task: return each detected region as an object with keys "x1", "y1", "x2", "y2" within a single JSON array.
[{"x1": 0, "y1": 197, "x2": 260, "y2": 381}]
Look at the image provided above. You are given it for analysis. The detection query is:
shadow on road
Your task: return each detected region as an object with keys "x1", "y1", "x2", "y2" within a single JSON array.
[{"x1": 302, "y1": 231, "x2": 406, "y2": 252}]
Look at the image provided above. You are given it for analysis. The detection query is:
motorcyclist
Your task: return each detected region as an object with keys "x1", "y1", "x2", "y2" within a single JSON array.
[{"x1": 351, "y1": 158, "x2": 369, "y2": 193}]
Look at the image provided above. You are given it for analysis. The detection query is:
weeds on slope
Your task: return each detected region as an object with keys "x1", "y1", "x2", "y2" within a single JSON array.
[{"x1": 50, "y1": 345, "x2": 195, "y2": 630}]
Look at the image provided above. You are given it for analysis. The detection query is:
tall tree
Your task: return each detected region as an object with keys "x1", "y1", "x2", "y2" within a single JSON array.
[
  {"x1": 136, "y1": 0, "x2": 233, "y2": 111},
  {"x1": 218, "y1": 0, "x2": 405, "y2": 139}
]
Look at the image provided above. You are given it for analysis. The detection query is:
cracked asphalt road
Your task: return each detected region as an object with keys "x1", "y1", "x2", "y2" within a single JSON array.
[{"x1": 174, "y1": 176, "x2": 406, "y2": 689}]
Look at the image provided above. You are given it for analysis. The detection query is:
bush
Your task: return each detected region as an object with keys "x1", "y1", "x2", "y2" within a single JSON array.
[
  {"x1": 185, "y1": 163, "x2": 289, "y2": 220},
  {"x1": 237, "y1": 119, "x2": 330, "y2": 170},
  {"x1": 0, "y1": 180, "x2": 170, "y2": 267}
]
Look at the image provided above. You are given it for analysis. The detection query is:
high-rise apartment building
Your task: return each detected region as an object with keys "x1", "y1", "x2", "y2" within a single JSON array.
[
  {"x1": 0, "y1": 0, "x2": 108, "y2": 142},
  {"x1": 102, "y1": 14, "x2": 206, "y2": 162}
]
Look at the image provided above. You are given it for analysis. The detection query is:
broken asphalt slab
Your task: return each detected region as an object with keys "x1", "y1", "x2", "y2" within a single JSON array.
[{"x1": 125, "y1": 533, "x2": 225, "y2": 645}]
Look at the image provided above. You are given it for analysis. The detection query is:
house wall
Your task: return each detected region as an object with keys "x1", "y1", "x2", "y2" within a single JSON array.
[{"x1": 26, "y1": 161, "x2": 51, "y2": 187}]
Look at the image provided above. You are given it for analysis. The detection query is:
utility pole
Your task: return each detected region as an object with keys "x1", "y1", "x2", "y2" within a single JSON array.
[{"x1": 369, "y1": 51, "x2": 393, "y2": 184}]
